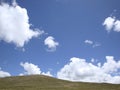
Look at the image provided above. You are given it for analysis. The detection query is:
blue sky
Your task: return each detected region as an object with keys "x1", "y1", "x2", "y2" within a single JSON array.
[{"x1": 0, "y1": 0, "x2": 120, "y2": 84}]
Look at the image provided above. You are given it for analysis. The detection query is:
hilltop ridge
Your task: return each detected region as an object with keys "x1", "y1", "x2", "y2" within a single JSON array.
[{"x1": 0, "y1": 75, "x2": 120, "y2": 90}]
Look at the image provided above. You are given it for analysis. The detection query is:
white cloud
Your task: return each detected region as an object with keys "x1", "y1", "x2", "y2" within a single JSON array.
[
  {"x1": 102, "y1": 56, "x2": 120, "y2": 73},
  {"x1": 12, "y1": 0, "x2": 17, "y2": 6},
  {"x1": 114, "y1": 20, "x2": 120, "y2": 32},
  {"x1": 84, "y1": 40, "x2": 93, "y2": 45},
  {"x1": 91, "y1": 58, "x2": 95, "y2": 63},
  {"x1": 92, "y1": 42, "x2": 101, "y2": 48},
  {"x1": 57, "y1": 56, "x2": 120, "y2": 84},
  {"x1": 42, "y1": 71, "x2": 53, "y2": 77},
  {"x1": 103, "y1": 17, "x2": 115, "y2": 31},
  {"x1": 0, "y1": 68, "x2": 11, "y2": 77},
  {"x1": 20, "y1": 62, "x2": 41, "y2": 75},
  {"x1": 84, "y1": 40, "x2": 101, "y2": 48},
  {"x1": 20, "y1": 62, "x2": 53, "y2": 77},
  {"x1": 44, "y1": 36, "x2": 59, "y2": 51},
  {"x1": 103, "y1": 16, "x2": 120, "y2": 32},
  {"x1": 0, "y1": 2, "x2": 44, "y2": 47}
]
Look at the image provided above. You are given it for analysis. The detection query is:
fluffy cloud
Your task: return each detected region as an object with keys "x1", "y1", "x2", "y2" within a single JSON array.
[
  {"x1": 0, "y1": 68, "x2": 11, "y2": 78},
  {"x1": 57, "y1": 56, "x2": 120, "y2": 84},
  {"x1": 20, "y1": 62, "x2": 52, "y2": 77},
  {"x1": 44, "y1": 36, "x2": 59, "y2": 51},
  {"x1": 103, "y1": 16, "x2": 120, "y2": 32},
  {"x1": 0, "y1": 1, "x2": 43, "y2": 47},
  {"x1": 103, "y1": 17, "x2": 115, "y2": 31},
  {"x1": 84, "y1": 40, "x2": 101, "y2": 48},
  {"x1": 114, "y1": 20, "x2": 120, "y2": 32},
  {"x1": 20, "y1": 62, "x2": 41, "y2": 75}
]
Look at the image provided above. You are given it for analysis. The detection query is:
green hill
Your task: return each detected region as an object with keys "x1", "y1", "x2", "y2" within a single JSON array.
[{"x1": 0, "y1": 75, "x2": 120, "y2": 90}]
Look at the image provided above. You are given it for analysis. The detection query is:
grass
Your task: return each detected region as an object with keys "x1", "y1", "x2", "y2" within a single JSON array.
[{"x1": 0, "y1": 75, "x2": 120, "y2": 90}]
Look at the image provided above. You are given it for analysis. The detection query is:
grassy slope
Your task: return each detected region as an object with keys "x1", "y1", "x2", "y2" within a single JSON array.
[{"x1": 0, "y1": 75, "x2": 120, "y2": 90}]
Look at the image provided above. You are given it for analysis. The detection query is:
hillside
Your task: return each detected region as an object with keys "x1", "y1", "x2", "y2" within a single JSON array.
[{"x1": 0, "y1": 75, "x2": 120, "y2": 90}]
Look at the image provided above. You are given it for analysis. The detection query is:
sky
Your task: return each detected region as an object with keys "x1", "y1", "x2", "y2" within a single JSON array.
[{"x1": 0, "y1": 0, "x2": 120, "y2": 84}]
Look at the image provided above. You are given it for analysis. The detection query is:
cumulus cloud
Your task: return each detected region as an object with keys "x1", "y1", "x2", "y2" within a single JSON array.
[
  {"x1": 20, "y1": 62, "x2": 53, "y2": 77},
  {"x1": 114, "y1": 20, "x2": 120, "y2": 32},
  {"x1": 103, "y1": 17, "x2": 115, "y2": 31},
  {"x1": 57, "y1": 56, "x2": 120, "y2": 84},
  {"x1": 0, "y1": 68, "x2": 11, "y2": 77},
  {"x1": 103, "y1": 16, "x2": 120, "y2": 32},
  {"x1": 84, "y1": 40, "x2": 101, "y2": 48},
  {"x1": 44, "y1": 36, "x2": 59, "y2": 51},
  {"x1": 20, "y1": 62, "x2": 41, "y2": 75},
  {"x1": 0, "y1": 1, "x2": 44, "y2": 47}
]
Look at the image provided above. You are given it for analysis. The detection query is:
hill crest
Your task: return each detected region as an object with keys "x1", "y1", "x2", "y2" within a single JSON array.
[{"x1": 0, "y1": 75, "x2": 120, "y2": 90}]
